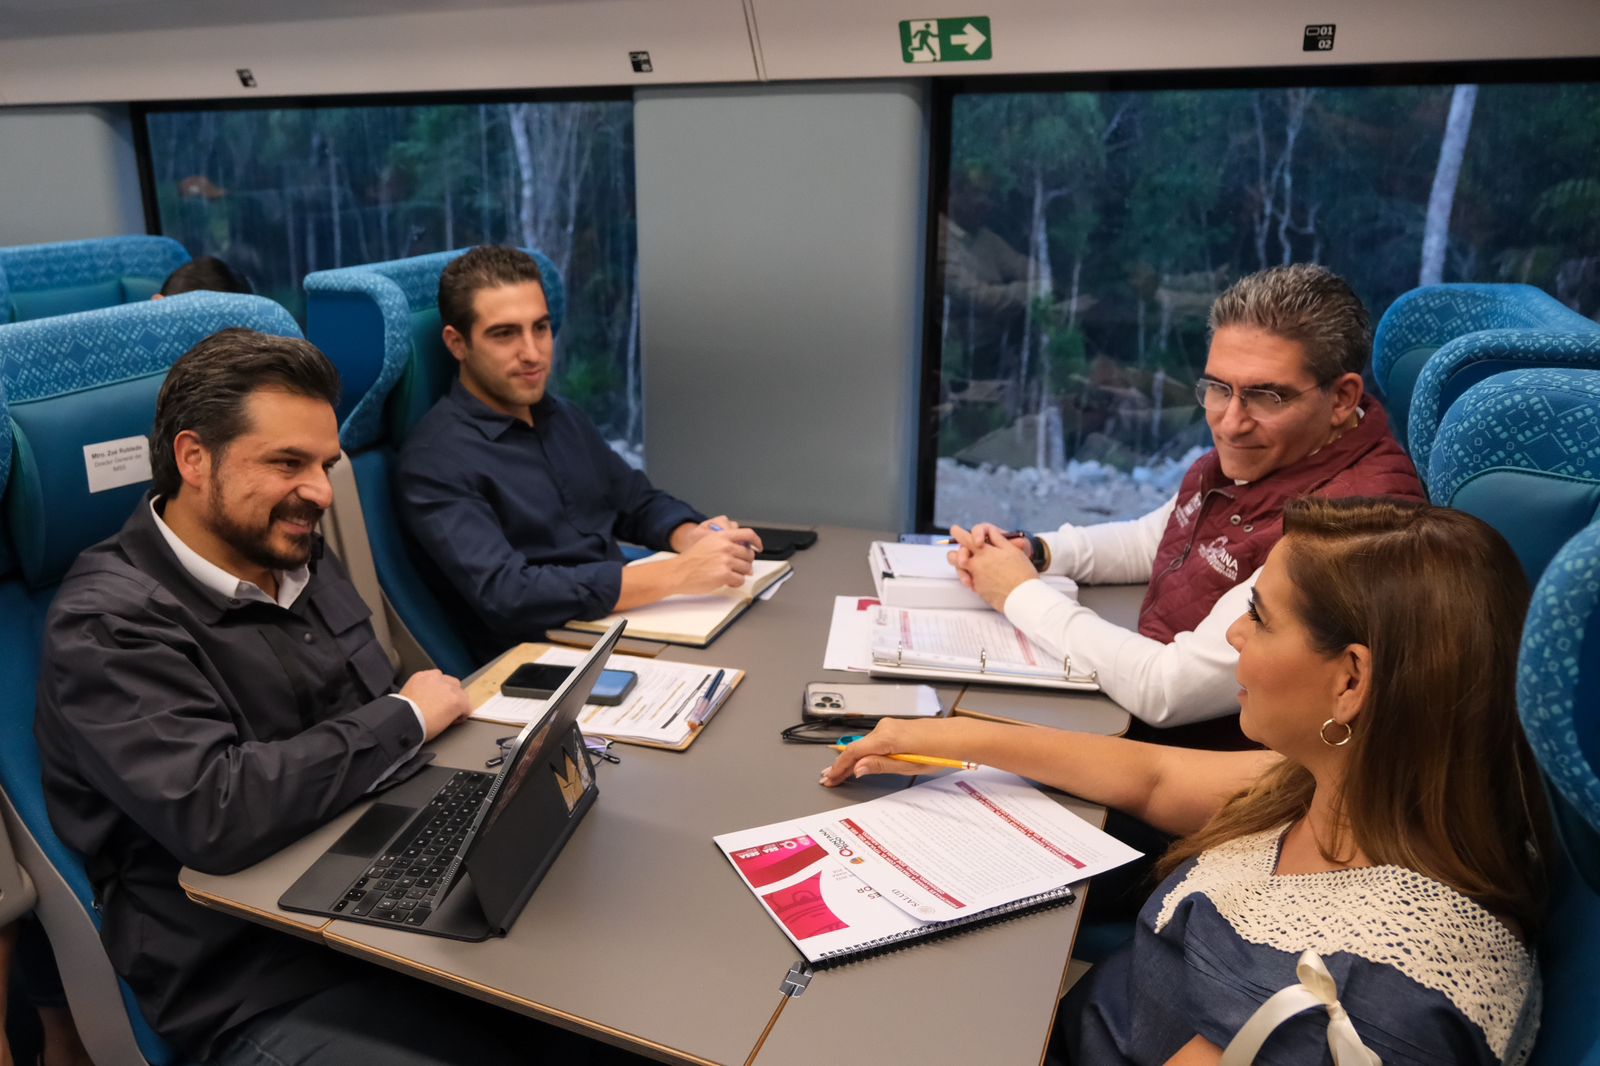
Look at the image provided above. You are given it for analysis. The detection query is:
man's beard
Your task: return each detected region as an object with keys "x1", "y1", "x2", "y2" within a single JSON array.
[{"x1": 206, "y1": 480, "x2": 323, "y2": 572}]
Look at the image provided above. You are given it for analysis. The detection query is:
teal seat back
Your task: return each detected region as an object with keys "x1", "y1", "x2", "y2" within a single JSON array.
[
  {"x1": 304, "y1": 249, "x2": 564, "y2": 676},
  {"x1": 0, "y1": 293, "x2": 303, "y2": 1065},
  {"x1": 0, "y1": 236, "x2": 190, "y2": 323},
  {"x1": 1428, "y1": 368, "x2": 1600, "y2": 584},
  {"x1": 1520, "y1": 520, "x2": 1600, "y2": 1063}
]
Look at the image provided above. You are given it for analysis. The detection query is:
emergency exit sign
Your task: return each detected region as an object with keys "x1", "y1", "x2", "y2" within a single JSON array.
[{"x1": 900, "y1": 17, "x2": 993, "y2": 63}]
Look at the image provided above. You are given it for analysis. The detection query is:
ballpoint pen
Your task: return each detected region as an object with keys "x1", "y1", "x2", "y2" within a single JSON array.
[
  {"x1": 661, "y1": 676, "x2": 707, "y2": 730},
  {"x1": 688, "y1": 669, "x2": 726, "y2": 728},
  {"x1": 933, "y1": 529, "x2": 1027, "y2": 545},
  {"x1": 833, "y1": 735, "x2": 980, "y2": 771}
]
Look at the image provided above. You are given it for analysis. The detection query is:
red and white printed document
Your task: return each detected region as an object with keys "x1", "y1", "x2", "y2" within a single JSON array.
[{"x1": 713, "y1": 770, "x2": 1140, "y2": 963}]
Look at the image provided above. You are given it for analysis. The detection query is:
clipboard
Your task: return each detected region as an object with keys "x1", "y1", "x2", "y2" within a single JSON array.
[{"x1": 465, "y1": 642, "x2": 744, "y2": 752}]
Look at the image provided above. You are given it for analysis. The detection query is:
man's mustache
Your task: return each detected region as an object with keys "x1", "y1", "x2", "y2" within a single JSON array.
[{"x1": 271, "y1": 498, "x2": 325, "y2": 527}]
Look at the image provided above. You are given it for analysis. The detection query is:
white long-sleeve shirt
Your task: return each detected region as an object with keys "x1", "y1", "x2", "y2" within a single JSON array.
[{"x1": 1001, "y1": 495, "x2": 1256, "y2": 728}]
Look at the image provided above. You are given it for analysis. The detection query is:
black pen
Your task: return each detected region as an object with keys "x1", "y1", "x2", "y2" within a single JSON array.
[{"x1": 934, "y1": 529, "x2": 1027, "y2": 545}]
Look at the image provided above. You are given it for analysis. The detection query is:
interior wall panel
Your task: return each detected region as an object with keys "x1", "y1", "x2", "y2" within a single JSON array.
[
  {"x1": 0, "y1": 107, "x2": 144, "y2": 245},
  {"x1": 635, "y1": 82, "x2": 928, "y2": 531}
]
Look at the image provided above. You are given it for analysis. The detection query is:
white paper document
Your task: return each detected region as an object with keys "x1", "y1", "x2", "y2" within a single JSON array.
[
  {"x1": 817, "y1": 771, "x2": 1142, "y2": 921},
  {"x1": 871, "y1": 605, "x2": 1063, "y2": 678},
  {"x1": 471, "y1": 648, "x2": 734, "y2": 747},
  {"x1": 822, "y1": 594, "x2": 881, "y2": 672},
  {"x1": 714, "y1": 770, "x2": 1141, "y2": 963},
  {"x1": 869, "y1": 541, "x2": 1077, "y2": 610},
  {"x1": 875, "y1": 542, "x2": 965, "y2": 580}
]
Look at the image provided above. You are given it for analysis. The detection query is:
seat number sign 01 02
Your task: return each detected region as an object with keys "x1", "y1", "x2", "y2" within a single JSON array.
[{"x1": 900, "y1": 17, "x2": 993, "y2": 63}]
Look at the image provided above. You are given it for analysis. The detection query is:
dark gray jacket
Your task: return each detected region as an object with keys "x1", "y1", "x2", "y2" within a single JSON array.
[{"x1": 35, "y1": 495, "x2": 424, "y2": 1056}]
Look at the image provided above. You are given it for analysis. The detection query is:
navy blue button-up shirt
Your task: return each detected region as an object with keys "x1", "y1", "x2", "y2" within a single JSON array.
[{"x1": 398, "y1": 379, "x2": 703, "y2": 644}]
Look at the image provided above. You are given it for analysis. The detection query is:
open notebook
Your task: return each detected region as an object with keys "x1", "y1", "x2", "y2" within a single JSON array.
[
  {"x1": 715, "y1": 770, "x2": 1140, "y2": 964},
  {"x1": 564, "y1": 552, "x2": 793, "y2": 646}
]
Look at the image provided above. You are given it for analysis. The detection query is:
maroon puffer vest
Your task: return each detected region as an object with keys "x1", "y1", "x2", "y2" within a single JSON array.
[{"x1": 1138, "y1": 397, "x2": 1424, "y2": 643}]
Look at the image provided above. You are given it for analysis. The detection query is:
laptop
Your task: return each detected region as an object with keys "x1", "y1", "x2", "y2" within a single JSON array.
[{"x1": 278, "y1": 621, "x2": 625, "y2": 941}]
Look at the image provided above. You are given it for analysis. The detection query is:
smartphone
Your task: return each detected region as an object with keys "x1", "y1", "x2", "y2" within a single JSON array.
[
  {"x1": 802, "y1": 682, "x2": 946, "y2": 720},
  {"x1": 502, "y1": 663, "x2": 637, "y2": 705},
  {"x1": 589, "y1": 669, "x2": 638, "y2": 706},
  {"x1": 501, "y1": 663, "x2": 574, "y2": 700}
]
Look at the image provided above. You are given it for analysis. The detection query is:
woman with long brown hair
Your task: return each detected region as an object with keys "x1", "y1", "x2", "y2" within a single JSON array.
[{"x1": 824, "y1": 497, "x2": 1552, "y2": 1064}]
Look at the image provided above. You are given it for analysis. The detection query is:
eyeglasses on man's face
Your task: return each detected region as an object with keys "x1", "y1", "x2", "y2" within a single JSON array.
[{"x1": 1193, "y1": 376, "x2": 1326, "y2": 418}]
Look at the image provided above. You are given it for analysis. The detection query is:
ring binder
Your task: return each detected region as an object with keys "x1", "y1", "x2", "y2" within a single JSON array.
[{"x1": 865, "y1": 606, "x2": 1100, "y2": 690}]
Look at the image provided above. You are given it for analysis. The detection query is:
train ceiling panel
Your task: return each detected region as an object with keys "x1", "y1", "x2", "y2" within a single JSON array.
[
  {"x1": 0, "y1": 0, "x2": 758, "y2": 104},
  {"x1": 0, "y1": 0, "x2": 1595, "y2": 106}
]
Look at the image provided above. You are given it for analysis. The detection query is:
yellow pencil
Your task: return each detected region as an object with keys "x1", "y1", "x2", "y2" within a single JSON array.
[{"x1": 833, "y1": 745, "x2": 979, "y2": 771}]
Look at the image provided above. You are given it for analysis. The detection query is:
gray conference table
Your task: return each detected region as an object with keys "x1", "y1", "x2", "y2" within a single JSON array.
[{"x1": 183, "y1": 527, "x2": 1138, "y2": 1065}]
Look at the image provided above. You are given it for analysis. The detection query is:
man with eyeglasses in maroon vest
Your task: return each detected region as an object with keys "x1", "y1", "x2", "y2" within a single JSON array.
[{"x1": 950, "y1": 264, "x2": 1424, "y2": 747}]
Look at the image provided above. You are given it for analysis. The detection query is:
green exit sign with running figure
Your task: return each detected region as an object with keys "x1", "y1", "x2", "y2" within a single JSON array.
[{"x1": 900, "y1": 17, "x2": 993, "y2": 63}]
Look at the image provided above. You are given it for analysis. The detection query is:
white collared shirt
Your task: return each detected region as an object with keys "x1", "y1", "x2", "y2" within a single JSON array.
[
  {"x1": 149, "y1": 498, "x2": 425, "y2": 781},
  {"x1": 150, "y1": 498, "x2": 311, "y2": 609}
]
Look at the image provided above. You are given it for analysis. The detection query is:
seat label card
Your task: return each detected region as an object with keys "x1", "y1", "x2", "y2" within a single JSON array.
[{"x1": 84, "y1": 436, "x2": 153, "y2": 494}]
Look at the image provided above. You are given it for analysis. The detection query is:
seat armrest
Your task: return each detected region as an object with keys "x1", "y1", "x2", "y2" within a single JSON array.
[{"x1": 0, "y1": 814, "x2": 37, "y2": 930}]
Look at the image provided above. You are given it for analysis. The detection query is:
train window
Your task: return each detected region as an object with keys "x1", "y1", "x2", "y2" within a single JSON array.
[
  {"x1": 137, "y1": 96, "x2": 643, "y2": 458},
  {"x1": 920, "y1": 72, "x2": 1600, "y2": 530}
]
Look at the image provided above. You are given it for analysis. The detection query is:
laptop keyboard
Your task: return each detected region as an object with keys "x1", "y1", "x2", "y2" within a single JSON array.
[{"x1": 330, "y1": 769, "x2": 494, "y2": 926}]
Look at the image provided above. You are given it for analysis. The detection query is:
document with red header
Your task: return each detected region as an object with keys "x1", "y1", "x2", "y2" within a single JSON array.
[{"x1": 713, "y1": 770, "x2": 1140, "y2": 963}]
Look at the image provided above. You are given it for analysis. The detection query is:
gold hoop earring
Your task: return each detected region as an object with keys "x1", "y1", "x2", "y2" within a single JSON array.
[{"x1": 1320, "y1": 718, "x2": 1353, "y2": 747}]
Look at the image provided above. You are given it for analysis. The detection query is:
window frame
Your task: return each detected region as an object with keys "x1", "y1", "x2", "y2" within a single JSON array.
[{"x1": 914, "y1": 56, "x2": 1600, "y2": 532}]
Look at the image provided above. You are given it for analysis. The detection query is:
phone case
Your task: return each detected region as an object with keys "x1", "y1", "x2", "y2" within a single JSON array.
[{"x1": 802, "y1": 682, "x2": 946, "y2": 720}]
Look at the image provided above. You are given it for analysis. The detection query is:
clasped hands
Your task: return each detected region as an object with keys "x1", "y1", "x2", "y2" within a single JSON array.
[{"x1": 946, "y1": 523, "x2": 1039, "y2": 612}]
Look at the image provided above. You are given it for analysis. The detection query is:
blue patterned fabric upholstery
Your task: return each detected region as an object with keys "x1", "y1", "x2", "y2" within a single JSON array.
[
  {"x1": 1521, "y1": 520, "x2": 1600, "y2": 888},
  {"x1": 0, "y1": 294, "x2": 302, "y2": 588},
  {"x1": 1427, "y1": 368, "x2": 1600, "y2": 582},
  {"x1": 305, "y1": 248, "x2": 564, "y2": 676},
  {"x1": 0, "y1": 236, "x2": 190, "y2": 323},
  {"x1": 0, "y1": 379, "x2": 10, "y2": 575},
  {"x1": 1518, "y1": 521, "x2": 1600, "y2": 1065},
  {"x1": 304, "y1": 247, "x2": 565, "y2": 451},
  {"x1": 0, "y1": 294, "x2": 301, "y2": 1064},
  {"x1": 1409, "y1": 327, "x2": 1600, "y2": 477},
  {"x1": 1373, "y1": 283, "x2": 1594, "y2": 446}
]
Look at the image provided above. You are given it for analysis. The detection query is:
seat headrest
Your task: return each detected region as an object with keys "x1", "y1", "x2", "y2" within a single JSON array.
[
  {"x1": 0, "y1": 236, "x2": 190, "y2": 323},
  {"x1": 0, "y1": 293, "x2": 303, "y2": 588},
  {"x1": 1409, "y1": 326, "x2": 1600, "y2": 473},
  {"x1": 1428, "y1": 367, "x2": 1600, "y2": 583},
  {"x1": 306, "y1": 247, "x2": 564, "y2": 451},
  {"x1": 1372, "y1": 283, "x2": 1593, "y2": 446},
  {"x1": 1519, "y1": 519, "x2": 1600, "y2": 891}
]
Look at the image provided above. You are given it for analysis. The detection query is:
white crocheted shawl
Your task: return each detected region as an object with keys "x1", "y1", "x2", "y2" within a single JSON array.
[{"x1": 1154, "y1": 828, "x2": 1539, "y2": 1064}]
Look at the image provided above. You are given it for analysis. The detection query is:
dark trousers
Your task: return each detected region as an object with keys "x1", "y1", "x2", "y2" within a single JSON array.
[{"x1": 212, "y1": 970, "x2": 649, "y2": 1066}]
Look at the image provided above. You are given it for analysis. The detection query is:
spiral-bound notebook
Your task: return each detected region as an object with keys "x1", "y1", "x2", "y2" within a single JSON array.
[{"x1": 713, "y1": 771, "x2": 1141, "y2": 964}]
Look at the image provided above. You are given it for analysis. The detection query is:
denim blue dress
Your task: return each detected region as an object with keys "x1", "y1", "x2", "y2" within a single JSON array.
[{"x1": 1058, "y1": 827, "x2": 1538, "y2": 1064}]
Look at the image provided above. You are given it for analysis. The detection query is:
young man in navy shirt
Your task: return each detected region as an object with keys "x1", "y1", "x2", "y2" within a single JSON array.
[{"x1": 399, "y1": 245, "x2": 760, "y2": 656}]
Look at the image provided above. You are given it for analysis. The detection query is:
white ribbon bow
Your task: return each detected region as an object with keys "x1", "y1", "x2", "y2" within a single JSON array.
[{"x1": 1219, "y1": 950, "x2": 1382, "y2": 1066}]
